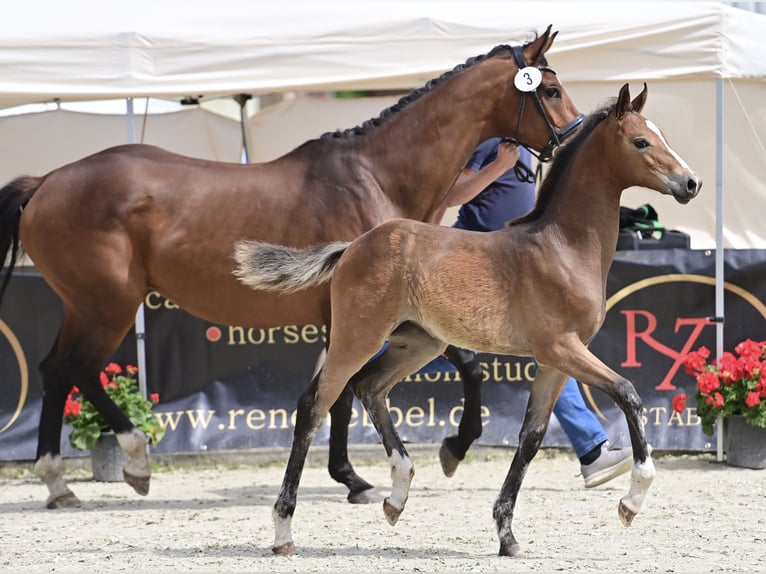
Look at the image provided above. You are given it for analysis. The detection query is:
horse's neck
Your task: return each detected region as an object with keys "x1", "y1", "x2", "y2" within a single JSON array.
[{"x1": 358, "y1": 61, "x2": 514, "y2": 222}]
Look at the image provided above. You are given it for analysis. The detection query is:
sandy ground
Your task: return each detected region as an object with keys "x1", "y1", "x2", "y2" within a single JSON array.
[{"x1": 0, "y1": 445, "x2": 763, "y2": 573}]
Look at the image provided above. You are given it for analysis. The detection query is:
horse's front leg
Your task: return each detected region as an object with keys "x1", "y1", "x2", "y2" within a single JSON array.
[
  {"x1": 439, "y1": 345, "x2": 485, "y2": 477},
  {"x1": 494, "y1": 366, "x2": 567, "y2": 556}
]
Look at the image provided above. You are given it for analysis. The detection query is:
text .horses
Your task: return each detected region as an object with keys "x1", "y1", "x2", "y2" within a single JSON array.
[
  {"x1": 0, "y1": 26, "x2": 582, "y2": 509},
  {"x1": 234, "y1": 83, "x2": 701, "y2": 556}
]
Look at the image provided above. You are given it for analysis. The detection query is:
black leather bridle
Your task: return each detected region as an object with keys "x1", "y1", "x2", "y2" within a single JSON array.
[{"x1": 510, "y1": 45, "x2": 585, "y2": 163}]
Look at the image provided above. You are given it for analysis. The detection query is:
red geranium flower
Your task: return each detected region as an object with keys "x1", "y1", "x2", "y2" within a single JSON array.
[
  {"x1": 745, "y1": 391, "x2": 761, "y2": 408},
  {"x1": 63, "y1": 363, "x2": 165, "y2": 452},
  {"x1": 672, "y1": 393, "x2": 687, "y2": 413},
  {"x1": 683, "y1": 346, "x2": 710, "y2": 375},
  {"x1": 682, "y1": 339, "x2": 766, "y2": 436}
]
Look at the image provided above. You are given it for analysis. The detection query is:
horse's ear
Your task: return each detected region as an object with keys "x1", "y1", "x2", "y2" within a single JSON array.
[
  {"x1": 525, "y1": 25, "x2": 554, "y2": 64},
  {"x1": 616, "y1": 83, "x2": 632, "y2": 119},
  {"x1": 631, "y1": 83, "x2": 648, "y2": 114}
]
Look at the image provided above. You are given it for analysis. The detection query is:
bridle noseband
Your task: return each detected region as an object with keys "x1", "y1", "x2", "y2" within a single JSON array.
[{"x1": 510, "y1": 45, "x2": 585, "y2": 163}]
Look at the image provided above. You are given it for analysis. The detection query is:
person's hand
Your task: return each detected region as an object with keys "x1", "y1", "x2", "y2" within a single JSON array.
[{"x1": 495, "y1": 140, "x2": 521, "y2": 170}]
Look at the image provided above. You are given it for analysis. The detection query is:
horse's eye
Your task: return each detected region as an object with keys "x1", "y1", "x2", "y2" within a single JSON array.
[
  {"x1": 633, "y1": 138, "x2": 649, "y2": 149},
  {"x1": 544, "y1": 86, "x2": 560, "y2": 98}
]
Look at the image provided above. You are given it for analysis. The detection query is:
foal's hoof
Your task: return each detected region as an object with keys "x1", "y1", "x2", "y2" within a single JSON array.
[
  {"x1": 272, "y1": 542, "x2": 296, "y2": 556},
  {"x1": 348, "y1": 487, "x2": 381, "y2": 505},
  {"x1": 498, "y1": 541, "x2": 522, "y2": 557},
  {"x1": 46, "y1": 491, "x2": 81, "y2": 509},
  {"x1": 439, "y1": 439, "x2": 462, "y2": 478},
  {"x1": 124, "y1": 471, "x2": 150, "y2": 496},
  {"x1": 618, "y1": 500, "x2": 637, "y2": 526},
  {"x1": 383, "y1": 497, "x2": 403, "y2": 526}
]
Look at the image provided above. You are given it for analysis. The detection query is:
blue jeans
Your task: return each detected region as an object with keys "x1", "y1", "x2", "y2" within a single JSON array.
[{"x1": 553, "y1": 378, "x2": 608, "y2": 458}]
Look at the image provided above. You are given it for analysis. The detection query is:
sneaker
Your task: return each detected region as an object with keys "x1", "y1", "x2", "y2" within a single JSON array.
[{"x1": 581, "y1": 441, "x2": 633, "y2": 488}]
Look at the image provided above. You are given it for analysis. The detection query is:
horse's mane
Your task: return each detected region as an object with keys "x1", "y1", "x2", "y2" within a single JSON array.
[
  {"x1": 308, "y1": 32, "x2": 548, "y2": 142},
  {"x1": 510, "y1": 99, "x2": 616, "y2": 226}
]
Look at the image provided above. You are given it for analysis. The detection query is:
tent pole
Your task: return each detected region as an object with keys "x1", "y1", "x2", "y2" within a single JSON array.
[
  {"x1": 126, "y1": 97, "x2": 149, "y2": 401},
  {"x1": 715, "y1": 78, "x2": 725, "y2": 462},
  {"x1": 234, "y1": 94, "x2": 252, "y2": 163}
]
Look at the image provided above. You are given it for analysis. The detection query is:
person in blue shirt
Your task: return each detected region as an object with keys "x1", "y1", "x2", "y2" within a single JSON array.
[{"x1": 438, "y1": 137, "x2": 632, "y2": 488}]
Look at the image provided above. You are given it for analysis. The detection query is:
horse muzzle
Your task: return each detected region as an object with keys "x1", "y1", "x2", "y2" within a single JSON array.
[{"x1": 538, "y1": 113, "x2": 586, "y2": 162}]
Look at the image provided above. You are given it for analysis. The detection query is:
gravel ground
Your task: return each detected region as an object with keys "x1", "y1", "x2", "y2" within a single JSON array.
[{"x1": 0, "y1": 445, "x2": 763, "y2": 573}]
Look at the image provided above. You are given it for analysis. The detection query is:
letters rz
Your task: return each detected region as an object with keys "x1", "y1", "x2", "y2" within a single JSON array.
[{"x1": 620, "y1": 310, "x2": 715, "y2": 390}]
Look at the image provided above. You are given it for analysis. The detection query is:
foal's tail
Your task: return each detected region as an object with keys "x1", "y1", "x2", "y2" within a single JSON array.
[
  {"x1": 0, "y1": 176, "x2": 43, "y2": 307},
  {"x1": 233, "y1": 240, "x2": 350, "y2": 293}
]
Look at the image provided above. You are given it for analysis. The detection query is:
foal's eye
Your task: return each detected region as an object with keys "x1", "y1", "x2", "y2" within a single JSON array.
[
  {"x1": 544, "y1": 86, "x2": 560, "y2": 98},
  {"x1": 633, "y1": 138, "x2": 649, "y2": 149}
]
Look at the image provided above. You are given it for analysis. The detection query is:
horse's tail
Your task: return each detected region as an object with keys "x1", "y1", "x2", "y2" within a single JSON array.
[
  {"x1": 0, "y1": 176, "x2": 43, "y2": 307},
  {"x1": 233, "y1": 240, "x2": 350, "y2": 293}
]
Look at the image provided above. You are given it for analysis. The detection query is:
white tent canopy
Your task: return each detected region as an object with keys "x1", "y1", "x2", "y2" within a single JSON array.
[{"x1": 0, "y1": 1, "x2": 764, "y2": 249}]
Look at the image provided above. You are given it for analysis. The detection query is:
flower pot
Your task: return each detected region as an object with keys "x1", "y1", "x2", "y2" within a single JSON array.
[
  {"x1": 90, "y1": 432, "x2": 128, "y2": 482},
  {"x1": 724, "y1": 415, "x2": 766, "y2": 470}
]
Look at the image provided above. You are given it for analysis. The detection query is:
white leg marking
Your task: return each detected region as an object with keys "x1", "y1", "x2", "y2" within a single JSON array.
[
  {"x1": 34, "y1": 454, "x2": 75, "y2": 504},
  {"x1": 116, "y1": 428, "x2": 150, "y2": 477},
  {"x1": 620, "y1": 457, "x2": 656, "y2": 515},
  {"x1": 273, "y1": 507, "x2": 294, "y2": 549},
  {"x1": 388, "y1": 450, "x2": 414, "y2": 511}
]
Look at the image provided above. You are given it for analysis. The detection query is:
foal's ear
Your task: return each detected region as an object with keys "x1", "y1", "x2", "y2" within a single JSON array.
[
  {"x1": 616, "y1": 83, "x2": 632, "y2": 119},
  {"x1": 631, "y1": 83, "x2": 648, "y2": 115}
]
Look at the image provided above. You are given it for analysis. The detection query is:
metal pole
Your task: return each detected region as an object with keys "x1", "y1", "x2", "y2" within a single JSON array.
[
  {"x1": 126, "y1": 97, "x2": 149, "y2": 400},
  {"x1": 234, "y1": 94, "x2": 252, "y2": 163},
  {"x1": 715, "y1": 78, "x2": 725, "y2": 462}
]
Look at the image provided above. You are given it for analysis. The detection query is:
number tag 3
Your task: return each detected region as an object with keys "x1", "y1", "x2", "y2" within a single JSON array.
[{"x1": 514, "y1": 67, "x2": 542, "y2": 93}]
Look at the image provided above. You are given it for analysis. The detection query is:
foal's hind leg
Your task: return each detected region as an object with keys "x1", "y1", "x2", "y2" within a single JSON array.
[
  {"x1": 350, "y1": 323, "x2": 446, "y2": 526},
  {"x1": 273, "y1": 351, "x2": 376, "y2": 555},
  {"x1": 493, "y1": 365, "x2": 568, "y2": 556},
  {"x1": 439, "y1": 345, "x2": 485, "y2": 477}
]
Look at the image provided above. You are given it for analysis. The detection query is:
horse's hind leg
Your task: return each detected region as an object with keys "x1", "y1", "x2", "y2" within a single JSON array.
[
  {"x1": 328, "y1": 384, "x2": 377, "y2": 503},
  {"x1": 494, "y1": 365, "x2": 568, "y2": 556},
  {"x1": 350, "y1": 323, "x2": 446, "y2": 526},
  {"x1": 439, "y1": 345, "x2": 485, "y2": 477},
  {"x1": 34, "y1": 307, "x2": 150, "y2": 507}
]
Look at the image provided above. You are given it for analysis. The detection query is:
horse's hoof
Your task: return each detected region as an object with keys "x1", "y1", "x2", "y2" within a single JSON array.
[
  {"x1": 347, "y1": 487, "x2": 381, "y2": 505},
  {"x1": 46, "y1": 491, "x2": 81, "y2": 509},
  {"x1": 383, "y1": 497, "x2": 402, "y2": 526},
  {"x1": 439, "y1": 440, "x2": 461, "y2": 477},
  {"x1": 618, "y1": 500, "x2": 636, "y2": 526},
  {"x1": 272, "y1": 542, "x2": 295, "y2": 556},
  {"x1": 498, "y1": 541, "x2": 522, "y2": 557},
  {"x1": 124, "y1": 471, "x2": 150, "y2": 496}
]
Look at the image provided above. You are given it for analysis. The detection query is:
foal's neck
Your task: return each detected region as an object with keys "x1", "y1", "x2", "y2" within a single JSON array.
[{"x1": 538, "y1": 139, "x2": 624, "y2": 272}]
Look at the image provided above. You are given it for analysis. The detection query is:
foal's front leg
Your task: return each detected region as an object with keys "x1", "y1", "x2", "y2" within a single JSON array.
[
  {"x1": 560, "y1": 343, "x2": 655, "y2": 526},
  {"x1": 493, "y1": 366, "x2": 567, "y2": 556}
]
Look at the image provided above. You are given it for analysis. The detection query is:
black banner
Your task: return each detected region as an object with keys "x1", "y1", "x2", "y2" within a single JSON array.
[{"x1": 1, "y1": 250, "x2": 765, "y2": 460}]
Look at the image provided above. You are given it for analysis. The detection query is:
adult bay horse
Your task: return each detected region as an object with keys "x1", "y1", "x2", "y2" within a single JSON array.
[
  {"x1": 0, "y1": 27, "x2": 583, "y2": 509},
  {"x1": 233, "y1": 83, "x2": 702, "y2": 556}
]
